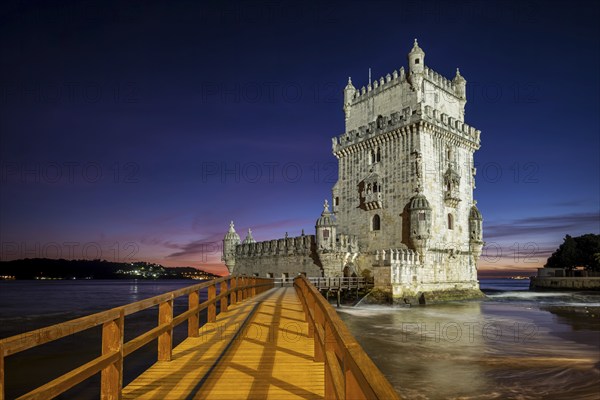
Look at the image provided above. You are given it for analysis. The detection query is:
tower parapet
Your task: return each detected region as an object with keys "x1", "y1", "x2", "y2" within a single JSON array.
[{"x1": 332, "y1": 104, "x2": 480, "y2": 156}]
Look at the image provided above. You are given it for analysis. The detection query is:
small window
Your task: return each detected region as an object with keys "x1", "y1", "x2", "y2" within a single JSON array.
[
  {"x1": 419, "y1": 212, "x2": 426, "y2": 221},
  {"x1": 323, "y1": 229, "x2": 329, "y2": 239},
  {"x1": 448, "y1": 214, "x2": 454, "y2": 230},
  {"x1": 376, "y1": 147, "x2": 381, "y2": 162},
  {"x1": 335, "y1": 197, "x2": 339, "y2": 206},
  {"x1": 372, "y1": 214, "x2": 381, "y2": 231},
  {"x1": 415, "y1": 58, "x2": 420, "y2": 64}
]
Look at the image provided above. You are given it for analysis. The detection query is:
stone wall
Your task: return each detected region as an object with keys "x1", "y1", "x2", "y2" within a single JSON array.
[
  {"x1": 530, "y1": 277, "x2": 600, "y2": 291},
  {"x1": 232, "y1": 234, "x2": 323, "y2": 278}
]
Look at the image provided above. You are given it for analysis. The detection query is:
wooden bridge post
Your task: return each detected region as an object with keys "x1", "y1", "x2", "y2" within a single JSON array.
[
  {"x1": 208, "y1": 284, "x2": 217, "y2": 323},
  {"x1": 100, "y1": 309, "x2": 124, "y2": 400},
  {"x1": 188, "y1": 290, "x2": 200, "y2": 338},
  {"x1": 238, "y1": 277, "x2": 244, "y2": 301},
  {"x1": 220, "y1": 280, "x2": 228, "y2": 313},
  {"x1": 230, "y1": 277, "x2": 237, "y2": 304},
  {"x1": 344, "y1": 358, "x2": 363, "y2": 400},
  {"x1": 158, "y1": 295, "x2": 174, "y2": 361}
]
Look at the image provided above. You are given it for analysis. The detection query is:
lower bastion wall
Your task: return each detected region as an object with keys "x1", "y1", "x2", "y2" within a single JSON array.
[{"x1": 233, "y1": 234, "x2": 323, "y2": 278}]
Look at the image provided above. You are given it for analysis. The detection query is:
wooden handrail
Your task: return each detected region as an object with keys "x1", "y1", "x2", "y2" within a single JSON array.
[
  {"x1": 0, "y1": 276, "x2": 274, "y2": 400},
  {"x1": 294, "y1": 275, "x2": 401, "y2": 400}
]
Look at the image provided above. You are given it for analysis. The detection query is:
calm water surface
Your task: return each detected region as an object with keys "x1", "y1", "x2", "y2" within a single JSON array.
[
  {"x1": 0, "y1": 280, "x2": 205, "y2": 399},
  {"x1": 1, "y1": 279, "x2": 599, "y2": 399}
]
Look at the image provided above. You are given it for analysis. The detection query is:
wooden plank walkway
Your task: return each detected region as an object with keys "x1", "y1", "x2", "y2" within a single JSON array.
[{"x1": 122, "y1": 287, "x2": 324, "y2": 400}]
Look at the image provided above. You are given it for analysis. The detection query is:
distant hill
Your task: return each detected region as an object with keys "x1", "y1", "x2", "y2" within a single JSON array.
[{"x1": 0, "y1": 258, "x2": 220, "y2": 280}]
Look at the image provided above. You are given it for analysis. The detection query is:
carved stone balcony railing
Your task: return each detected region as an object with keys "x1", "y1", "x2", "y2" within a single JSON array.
[
  {"x1": 364, "y1": 192, "x2": 383, "y2": 210},
  {"x1": 444, "y1": 190, "x2": 461, "y2": 208}
]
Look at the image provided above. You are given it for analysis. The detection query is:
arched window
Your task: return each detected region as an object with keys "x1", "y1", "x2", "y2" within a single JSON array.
[
  {"x1": 370, "y1": 149, "x2": 375, "y2": 164},
  {"x1": 372, "y1": 214, "x2": 381, "y2": 231},
  {"x1": 376, "y1": 147, "x2": 381, "y2": 162},
  {"x1": 447, "y1": 214, "x2": 454, "y2": 230}
]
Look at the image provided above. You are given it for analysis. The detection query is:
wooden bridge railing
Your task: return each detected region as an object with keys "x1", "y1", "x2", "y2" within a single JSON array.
[
  {"x1": 294, "y1": 276, "x2": 400, "y2": 400},
  {"x1": 308, "y1": 277, "x2": 371, "y2": 291},
  {"x1": 0, "y1": 276, "x2": 273, "y2": 400}
]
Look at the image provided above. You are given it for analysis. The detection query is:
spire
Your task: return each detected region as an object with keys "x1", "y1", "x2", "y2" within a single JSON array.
[{"x1": 228, "y1": 220, "x2": 236, "y2": 233}]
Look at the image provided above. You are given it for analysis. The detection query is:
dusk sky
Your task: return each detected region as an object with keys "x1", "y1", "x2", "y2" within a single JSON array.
[{"x1": 1, "y1": 1, "x2": 598, "y2": 277}]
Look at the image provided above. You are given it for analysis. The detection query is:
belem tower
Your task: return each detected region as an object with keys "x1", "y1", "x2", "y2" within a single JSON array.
[{"x1": 222, "y1": 39, "x2": 484, "y2": 302}]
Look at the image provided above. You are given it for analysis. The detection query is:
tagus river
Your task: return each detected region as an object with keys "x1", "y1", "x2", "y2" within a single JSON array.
[
  {"x1": 0, "y1": 279, "x2": 599, "y2": 399},
  {"x1": 339, "y1": 279, "x2": 600, "y2": 400}
]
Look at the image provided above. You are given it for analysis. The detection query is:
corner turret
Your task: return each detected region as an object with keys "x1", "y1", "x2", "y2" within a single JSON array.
[
  {"x1": 222, "y1": 221, "x2": 241, "y2": 273},
  {"x1": 469, "y1": 202, "x2": 484, "y2": 264},
  {"x1": 408, "y1": 38, "x2": 425, "y2": 91},
  {"x1": 343, "y1": 77, "x2": 356, "y2": 122},
  {"x1": 453, "y1": 68, "x2": 467, "y2": 117},
  {"x1": 243, "y1": 228, "x2": 256, "y2": 244},
  {"x1": 315, "y1": 200, "x2": 336, "y2": 251}
]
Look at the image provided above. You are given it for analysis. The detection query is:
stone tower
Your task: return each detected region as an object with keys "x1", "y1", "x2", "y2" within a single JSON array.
[
  {"x1": 332, "y1": 39, "x2": 483, "y2": 300},
  {"x1": 222, "y1": 39, "x2": 483, "y2": 302}
]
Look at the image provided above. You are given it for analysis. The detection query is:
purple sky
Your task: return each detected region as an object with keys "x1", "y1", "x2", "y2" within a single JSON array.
[{"x1": 1, "y1": 1, "x2": 599, "y2": 277}]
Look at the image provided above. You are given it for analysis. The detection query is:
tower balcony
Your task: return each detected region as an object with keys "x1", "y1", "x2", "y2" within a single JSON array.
[
  {"x1": 444, "y1": 190, "x2": 461, "y2": 208},
  {"x1": 364, "y1": 192, "x2": 383, "y2": 210}
]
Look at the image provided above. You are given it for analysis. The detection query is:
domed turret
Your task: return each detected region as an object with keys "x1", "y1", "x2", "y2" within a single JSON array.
[
  {"x1": 453, "y1": 68, "x2": 467, "y2": 119},
  {"x1": 408, "y1": 38, "x2": 425, "y2": 90},
  {"x1": 242, "y1": 228, "x2": 256, "y2": 244},
  {"x1": 315, "y1": 200, "x2": 336, "y2": 251},
  {"x1": 408, "y1": 193, "x2": 432, "y2": 258},
  {"x1": 453, "y1": 68, "x2": 466, "y2": 99},
  {"x1": 469, "y1": 203, "x2": 484, "y2": 264},
  {"x1": 344, "y1": 77, "x2": 356, "y2": 106},
  {"x1": 222, "y1": 221, "x2": 241, "y2": 273}
]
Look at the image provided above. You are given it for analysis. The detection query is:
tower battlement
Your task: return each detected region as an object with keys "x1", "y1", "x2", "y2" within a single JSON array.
[
  {"x1": 332, "y1": 105, "x2": 480, "y2": 155},
  {"x1": 235, "y1": 234, "x2": 315, "y2": 258}
]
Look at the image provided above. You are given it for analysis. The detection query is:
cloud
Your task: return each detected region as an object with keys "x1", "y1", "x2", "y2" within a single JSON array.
[
  {"x1": 166, "y1": 239, "x2": 222, "y2": 259},
  {"x1": 484, "y1": 212, "x2": 600, "y2": 241}
]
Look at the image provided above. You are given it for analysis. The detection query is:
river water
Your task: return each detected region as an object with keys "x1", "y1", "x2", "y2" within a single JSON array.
[
  {"x1": 338, "y1": 279, "x2": 600, "y2": 399},
  {"x1": 1, "y1": 279, "x2": 599, "y2": 399}
]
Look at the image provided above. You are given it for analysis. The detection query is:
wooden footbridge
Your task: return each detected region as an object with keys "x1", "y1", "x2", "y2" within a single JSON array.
[{"x1": 0, "y1": 276, "x2": 399, "y2": 399}]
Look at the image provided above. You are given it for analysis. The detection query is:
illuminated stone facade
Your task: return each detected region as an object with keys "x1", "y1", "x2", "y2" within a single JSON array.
[{"x1": 223, "y1": 40, "x2": 484, "y2": 302}]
